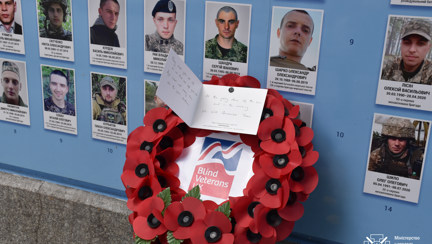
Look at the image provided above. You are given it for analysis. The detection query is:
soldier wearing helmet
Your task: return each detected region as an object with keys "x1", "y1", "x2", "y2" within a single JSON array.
[
  {"x1": 92, "y1": 75, "x2": 126, "y2": 125},
  {"x1": 381, "y1": 18, "x2": 432, "y2": 85},
  {"x1": 368, "y1": 117, "x2": 423, "y2": 179},
  {"x1": 39, "y1": 0, "x2": 72, "y2": 41}
]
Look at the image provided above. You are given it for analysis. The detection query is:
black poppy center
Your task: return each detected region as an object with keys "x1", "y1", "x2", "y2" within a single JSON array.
[
  {"x1": 159, "y1": 136, "x2": 173, "y2": 150},
  {"x1": 287, "y1": 191, "x2": 297, "y2": 205},
  {"x1": 157, "y1": 175, "x2": 168, "y2": 188},
  {"x1": 299, "y1": 146, "x2": 306, "y2": 158},
  {"x1": 177, "y1": 211, "x2": 194, "y2": 227},
  {"x1": 135, "y1": 164, "x2": 149, "y2": 178},
  {"x1": 273, "y1": 154, "x2": 289, "y2": 168},
  {"x1": 294, "y1": 123, "x2": 300, "y2": 137},
  {"x1": 266, "y1": 209, "x2": 282, "y2": 227},
  {"x1": 246, "y1": 229, "x2": 262, "y2": 243},
  {"x1": 153, "y1": 119, "x2": 167, "y2": 133},
  {"x1": 155, "y1": 155, "x2": 167, "y2": 169},
  {"x1": 205, "y1": 226, "x2": 222, "y2": 243},
  {"x1": 291, "y1": 167, "x2": 305, "y2": 182},
  {"x1": 140, "y1": 141, "x2": 153, "y2": 153},
  {"x1": 284, "y1": 107, "x2": 290, "y2": 116},
  {"x1": 147, "y1": 213, "x2": 161, "y2": 229},
  {"x1": 247, "y1": 201, "x2": 260, "y2": 218},
  {"x1": 265, "y1": 179, "x2": 281, "y2": 195},
  {"x1": 271, "y1": 129, "x2": 286, "y2": 143},
  {"x1": 138, "y1": 186, "x2": 153, "y2": 200},
  {"x1": 261, "y1": 108, "x2": 273, "y2": 121}
]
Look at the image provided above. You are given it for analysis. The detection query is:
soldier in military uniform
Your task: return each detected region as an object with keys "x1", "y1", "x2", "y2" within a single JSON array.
[
  {"x1": 0, "y1": 60, "x2": 27, "y2": 107},
  {"x1": 381, "y1": 18, "x2": 432, "y2": 85},
  {"x1": 145, "y1": 0, "x2": 183, "y2": 54},
  {"x1": 92, "y1": 76, "x2": 126, "y2": 125},
  {"x1": 39, "y1": 0, "x2": 72, "y2": 41},
  {"x1": 44, "y1": 69, "x2": 75, "y2": 116},
  {"x1": 270, "y1": 9, "x2": 315, "y2": 71},
  {"x1": 368, "y1": 117, "x2": 424, "y2": 179},
  {"x1": 205, "y1": 6, "x2": 247, "y2": 63},
  {"x1": 90, "y1": 0, "x2": 120, "y2": 47}
]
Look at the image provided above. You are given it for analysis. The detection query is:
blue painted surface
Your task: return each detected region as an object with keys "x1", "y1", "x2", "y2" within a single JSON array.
[{"x1": 0, "y1": 0, "x2": 431, "y2": 243}]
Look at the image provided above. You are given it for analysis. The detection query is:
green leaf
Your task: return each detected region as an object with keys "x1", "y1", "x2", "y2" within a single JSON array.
[
  {"x1": 182, "y1": 185, "x2": 201, "y2": 201},
  {"x1": 216, "y1": 201, "x2": 231, "y2": 218},
  {"x1": 167, "y1": 231, "x2": 184, "y2": 244},
  {"x1": 157, "y1": 187, "x2": 172, "y2": 215},
  {"x1": 135, "y1": 235, "x2": 156, "y2": 244}
]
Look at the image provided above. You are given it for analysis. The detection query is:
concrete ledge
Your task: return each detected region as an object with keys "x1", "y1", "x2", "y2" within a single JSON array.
[{"x1": 0, "y1": 171, "x2": 133, "y2": 243}]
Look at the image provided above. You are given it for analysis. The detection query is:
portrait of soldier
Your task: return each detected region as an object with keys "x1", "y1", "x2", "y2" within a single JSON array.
[
  {"x1": 270, "y1": 9, "x2": 315, "y2": 71},
  {"x1": 44, "y1": 69, "x2": 75, "y2": 116},
  {"x1": 39, "y1": 0, "x2": 72, "y2": 41},
  {"x1": 0, "y1": 0, "x2": 22, "y2": 34},
  {"x1": 145, "y1": 0, "x2": 183, "y2": 55},
  {"x1": 381, "y1": 18, "x2": 432, "y2": 85},
  {"x1": 368, "y1": 117, "x2": 424, "y2": 179},
  {"x1": 90, "y1": 0, "x2": 120, "y2": 47},
  {"x1": 0, "y1": 60, "x2": 26, "y2": 107},
  {"x1": 92, "y1": 75, "x2": 126, "y2": 125},
  {"x1": 205, "y1": 6, "x2": 247, "y2": 63}
]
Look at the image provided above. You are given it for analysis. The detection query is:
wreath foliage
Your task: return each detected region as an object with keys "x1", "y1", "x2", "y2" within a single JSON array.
[{"x1": 122, "y1": 74, "x2": 319, "y2": 244}]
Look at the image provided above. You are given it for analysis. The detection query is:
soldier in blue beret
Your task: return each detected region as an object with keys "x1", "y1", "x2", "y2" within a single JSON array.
[{"x1": 145, "y1": 0, "x2": 183, "y2": 54}]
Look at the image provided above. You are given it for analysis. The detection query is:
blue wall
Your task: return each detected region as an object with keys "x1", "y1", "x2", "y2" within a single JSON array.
[{"x1": 0, "y1": 0, "x2": 431, "y2": 243}]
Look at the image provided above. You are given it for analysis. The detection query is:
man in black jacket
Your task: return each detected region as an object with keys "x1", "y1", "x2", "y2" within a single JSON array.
[
  {"x1": 90, "y1": 0, "x2": 120, "y2": 47},
  {"x1": 0, "y1": 0, "x2": 22, "y2": 35}
]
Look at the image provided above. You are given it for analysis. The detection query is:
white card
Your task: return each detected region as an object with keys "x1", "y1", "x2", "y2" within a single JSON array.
[{"x1": 157, "y1": 50, "x2": 267, "y2": 135}]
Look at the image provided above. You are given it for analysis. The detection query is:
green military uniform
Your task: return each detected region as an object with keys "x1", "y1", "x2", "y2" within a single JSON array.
[
  {"x1": 381, "y1": 56, "x2": 432, "y2": 85},
  {"x1": 0, "y1": 93, "x2": 27, "y2": 107},
  {"x1": 93, "y1": 93, "x2": 126, "y2": 125},
  {"x1": 40, "y1": 26, "x2": 72, "y2": 41},
  {"x1": 205, "y1": 35, "x2": 248, "y2": 63},
  {"x1": 145, "y1": 32, "x2": 183, "y2": 54},
  {"x1": 270, "y1": 55, "x2": 316, "y2": 71},
  {"x1": 368, "y1": 117, "x2": 423, "y2": 179},
  {"x1": 39, "y1": 0, "x2": 72, "y2": 41}
]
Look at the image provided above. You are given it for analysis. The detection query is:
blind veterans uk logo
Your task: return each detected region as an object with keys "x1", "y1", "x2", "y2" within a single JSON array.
[
  {"x1": 188, "y1": 137, "x2": 243, "y2": 199},
  {"x1": 364, "y1": 234, "x2": 390, "y2": 244}
]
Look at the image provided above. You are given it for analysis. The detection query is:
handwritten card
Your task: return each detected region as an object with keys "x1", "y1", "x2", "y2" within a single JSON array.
[{"x1": 157, "y1": 50, "x2": 267, "y2": 135}]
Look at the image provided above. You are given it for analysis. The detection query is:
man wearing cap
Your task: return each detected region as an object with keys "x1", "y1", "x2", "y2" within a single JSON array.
[
  {"x1": 92, "y1": 76, "x2": 126, "y2": 125},
  {"x1": 145, "y1": 0, "x2": 183, "y2": 54},
  {"x1": 39, "y1": 0, "x2": 72, "y2": 41},
  {"x1": 270, "y1": 9, "x2": 315, "y2": 71},
  {"x1": 381, "y1": 18, "x2": 432, "y2": 85},
  {"x1": 368, "y1": 117, "x2": 423, "y2": 179},
  {"x1": 0, "y1": 60, "x2": 26, "y2": 107},
  {"x1": 205, "y1": 6, "x2": 247, "y2": 63},
  {"x1": 90, "y1": 0, "x2": 120, "y2": 47},
  {"x1": 0, "y1": 0, "x2": 22, "y2": 34},
  {"x1": 44, "y1": 69, "x2": 75, "y2": 115}
]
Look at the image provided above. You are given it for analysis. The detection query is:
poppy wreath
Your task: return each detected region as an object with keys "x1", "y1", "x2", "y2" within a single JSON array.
[{"x1": 122, "y1": 74, "x2": 319, "y2": 244}]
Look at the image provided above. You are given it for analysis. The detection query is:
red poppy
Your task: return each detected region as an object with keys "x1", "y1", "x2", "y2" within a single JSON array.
[
  {"x1": 156, "y1": 127, "x2": 185, "y2": 159},
  {"x1": 257, "y1": 150, "x2": 302, "y2": 179},
  {"x1": 143, "y1": 107, "x2": 181, "y2": 142},
  {"x1": 154, "y1": 150, "x2": 179, "y2": 176},
  {"x1": 240, "y1": 134, "x2": 262, "y2": 154},
  {"x1": 155, "y1": 166, "x2": 180, "y2": 189},
  {"x1": 261, "y1": 94, "x2": 285, "y2": 122},
  {"x1": 234, "y1": 224, "x2": 276, "y2": 244},
  {"x1": 299, "y1": 143, "x2": 319, "y2": 167},
  {"x1": 127, "y1": 176, "x2": 162, "y2": 212},
  {"x1": 292, "y1": 119, "x2": 314, "y2": 147},
  {"x1": 258, "y1": 116, "x2": 296, "y2": 154},
  {"x1": 126, "y1": 126, "x2": 161, "y2": 159},
  {"x1": 278, "y1": 200, "x2": 304, "y2": 222},
  {"x1": 289, "y1": 166, "x2": 319, "y2": 194},
  {"x1": 253, "y1": 205, "x2": 295, "y2": 241},
  {"x1": 204, "y1": 75, "x2": 224, "y2": 86},
  {"x1": 121, "y1": 150, "x2": 156, "y2": 189},
  {"x1": 233, "y1": 76, "x2": 261, "y2": 88},
  {"x1": 246, "y1": 171, "x2": 290, "y2": 209},
  {"x1": 281, "y1": 99, "x2": 300, "y2": 119},
  {"x1": 220, "y1": 73, "x2": 240, "y2": 86},
  {"x1": 164, "y1": 197, "x2": 207, "y2": 240},
  {"x1": 170, "y1": 187, "x2": 187, "y2": 202},
  {"x1": 133, "y1": 196, "x2": 167, "y2": 240},
  {"x1": 230, "y1": 195, "x2": 260, "y2": 228},
  {"x1": 190, "y1": 211, "x2": 234, "y2": 244}
]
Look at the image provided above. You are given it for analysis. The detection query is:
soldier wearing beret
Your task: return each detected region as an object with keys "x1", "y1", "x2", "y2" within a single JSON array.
[
  {"x1": 368, "y1": 117, "x2": 424, "y2": 179},
  {"x1": 1, "y1": 60, "x2": 26, "y2": 107},
  {"x1": 381, "y1": 19, "x2": 432, "y2": 85},
  {"x1": 145, "y1": 0, "x2": 183, "y2": 54},
  {"x1": 92, "y1": 76, "x2": 126, "y2": 125},
  {"x1": 90, "y1": 0, "x2": 120, "y2": 47},
  {"x1": 205, "y1": 6, "x2": 247, "y2": 63},
  {"x1": 39, "y1": 0, "x2": 72, "y2": 41}
]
